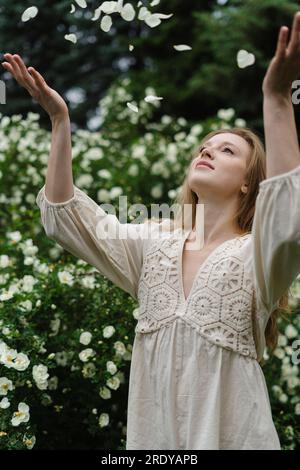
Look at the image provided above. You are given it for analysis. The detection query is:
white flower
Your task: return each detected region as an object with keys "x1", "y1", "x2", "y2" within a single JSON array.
[
  {"x1": 274, "y1": 347, "x2": 285, "y2": 359},
  {"x1": 48, "y1": 376, "x2": 58, "y2": 390},
  {"x1": 114, "y1": 341, "x2": 126, "y2": 356},
  {"x1": 79, "y1": 348, "x2": 96, "y2": 362},
  {"x1": 32, "y1": 365, "x2": 49, "y2": 390},
  {"x1": 55, "y1": 351, "x2": 68, "y2": 367},
  {"x1": 128, "y1": 163, "x2": 139, "y2": 176},
  {"x1": 99, "y1": 413, "x2": 109, "y2": 427},
  {"x1": 0, "y1": 255, "x2": 10, "y2": 268},
  {"x1": 14, "y1": 353, "x2": 30, "y2": 371},
  {"x1": 234, "y1": 118, "x2": 246, "y2": 127},
  {"x1": 79, "y1": 332, "x2": 92, "y2": 346},
  {"x1": 106, "y1": 361, "x2": 118, "y2": 375},
  {"x1": 58, "y1": 271, "x2": 74, "y2": 286},
  {"x1": 0, "y1": 377, "x2": 13, "y2": 396},
  {"x1": 99, "y1": 386, "x2": 112, "y2": 400},
  {"x1": 1, "y1": 348, "x2": 17, "y2": 368},
  {"x1": 103, "y1": 325, "x2": 116, "y2": 338},
  {"x1": 0, "y1": 397, "x2": 10, "y2": 409},
  {"x1": 151, "y1": 183, "x2": 163, "y2": 199},
  {"x1": 18, "y1": 300, "x2": 33, "y2": 312},
  {"x1": 0, "y1": 291, "x2": 14, "y2": 301},
  {"x1": 7, "y1": 231, "x2": 22, "y2": 244},
  {"x1": 11, "y1": 402, "x2": 30, "y2": 426},
  {"x1": 110, "y1": 186, "x2": 123, "y2": 199},
  {"x1": 106, "y1": 376, "x2": 120, "y2": 390},
  {"x1": 23, "y1": 434, "x2": 36, "y2": 449},
  {"x1": 132, "y1": 307, "x2": 140, "y2": 319},
  {"x1": 22, "y1": 275, "x2": 38, "y2": 292},
  {"x1": 217, "y1": 108, "x2": 235, "y2": 121},
  {"x1": 295, "y1": 403, "x2": 300, "y2": 415},
  {"x1": 279, "y1": 393, "x2": 288, "y2": 403},
  {"x1": 285, "y1": 324, "x2": 298, "y2": 339},
  {"x1": 97, "y1": 169, "x2": 111, "y2": 179},
  {"x1": 190, "y1": 124, "x2": 203, "y2": 136}
]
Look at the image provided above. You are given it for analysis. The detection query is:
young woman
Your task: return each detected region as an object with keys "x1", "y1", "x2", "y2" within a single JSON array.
[{"x1": 2, "y1": 12, "x2": 300, "y2": 450}]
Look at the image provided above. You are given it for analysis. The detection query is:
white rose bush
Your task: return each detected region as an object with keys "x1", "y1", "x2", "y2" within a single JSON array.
[{"x1": 0, "y1": 78, "x2": 299, "y2": 449}]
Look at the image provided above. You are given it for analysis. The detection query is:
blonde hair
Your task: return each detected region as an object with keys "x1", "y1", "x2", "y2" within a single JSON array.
[{"x1": 150, "y1": 127, "x2": 291, "y2": 357}]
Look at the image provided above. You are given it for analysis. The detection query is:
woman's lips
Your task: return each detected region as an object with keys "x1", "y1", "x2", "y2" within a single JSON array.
[{"x1": 196, "y1": 162, "x2": 214, "y2": 170}]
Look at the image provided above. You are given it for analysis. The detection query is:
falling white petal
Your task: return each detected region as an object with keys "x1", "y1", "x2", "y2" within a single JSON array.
[
  {"x1": 91, "y1": 6, "x2": 102, "y2": 21},
  {"x1": 21, "y1": 6, "x2": 38, "y2": 22},
  {"x1": 138, "y1": 6, "x2": 151, "y2": 21},
  {"x1": 155, "y1": 13, "x2": 173, "y2": 19},
  {"x1": 129, "y1": 44, "x2": 134, "y2": 51},
  {"x1": 64, "y1": 34, "x2": 77, "y2": 44},
  {"x1": 150, "y1": 0, "x2": 160, "y2": 6},
  {"x1": 100, "y1": 15, "x2": 113, "y2": 32},
  {"x1": 137, "y1": 1, "x2": 143, "y2": 6},
  {"x1": 121, "y1": 3, "x2": 136, "y2": 21},
  {"x1": 237, "y1": 49, "x2": 255, "y2": 69},
  {"x1": 145, "y1": 95, "x2": 163, "y2": 103},
  {"x1": 127, "y1": 102, "x2": 139, "y2": 113},
  {"x1": 74, "y1": 0, "x2": 87, "y2": 7},
  {"x1": 70, "y1": 4, "x2": 76, "y2": 13},
  {"x1": 144, "y1": 14, "x2": 161, "y2": 28},
  {"x1": 173, "y1": 44, "x2": 192, "y2": 51},
  {"x1": 101, "y1": 1, "x2": 118, "y2": 15}
]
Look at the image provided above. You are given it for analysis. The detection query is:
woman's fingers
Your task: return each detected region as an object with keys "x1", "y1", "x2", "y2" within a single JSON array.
[
  {"x1": 275, "y1": 26, "x2": 289, "y2": 60},
  {"x1": 13, "y1": 54, "x2": 36, "y2": 89},
  {"x1": 2, "y1": 53, "x2": 42, "y2": 96},
  {"x1": 287, "y1": 11, "x2": 300, "y2": 54},
  {"x1": 28, "y1": 67, "x2": 47, "y2": 88}
]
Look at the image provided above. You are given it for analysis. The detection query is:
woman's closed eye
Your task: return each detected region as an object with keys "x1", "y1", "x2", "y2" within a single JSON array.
[
  {"x1": 223, "y1": 147, "x2": 234, "y2": 154},
  {"x1": 198, "y1": 146, "x2": 234, "y2": 155}
]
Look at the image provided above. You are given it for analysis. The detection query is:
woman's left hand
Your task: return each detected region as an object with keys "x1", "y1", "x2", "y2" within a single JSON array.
[{"x1": 262, "y1": 11, "x2": 300, "y2": 98}]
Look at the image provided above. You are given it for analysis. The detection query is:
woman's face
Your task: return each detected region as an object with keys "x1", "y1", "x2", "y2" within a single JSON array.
[{"x1": 188, "y1": 132, "x2": 251, "y2": 200}]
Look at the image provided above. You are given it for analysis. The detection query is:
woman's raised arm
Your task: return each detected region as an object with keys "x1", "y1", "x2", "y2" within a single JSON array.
[
  {"x1": 262, "y1": 12, "x2": 300, "y2": 178},
  {"x1": 1, "y1": 53, "x2": 73, "y2": 203}
]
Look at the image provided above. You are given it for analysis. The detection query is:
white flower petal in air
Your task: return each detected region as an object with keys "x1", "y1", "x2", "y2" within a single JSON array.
[
  {"x1": 70, "y1": 4, "x2": 76, "y2": 13},
  {"x1": 155, "y1": 13, "x2": 173, "y2": 19},
  {"x1": 145, "y1": 13, "x2": 162, "y2": 28},
  {"x1": 100, "y1": 15, "x2": 113, "y2": 33},
  {"x1": 145, "y1": 95, "x2": 163, "y2": 103},
  {"x1": 151, "y1": 0, "x2": 161, "y2": 6},
  {"x1": 121, "y1": 3, "x2": 136, "y2": 21},
  {"x1": 237, "y1": 49, "x2": 255, "y2": 69},
  {"x1": 21, "y1": 6, "x2": 38, "y2": 22},
  {"x1": 137, "y1": 1, "x2": 143, "y2": 7},
  {"x1": 138, "y1": 6, "x2": 151, "y2": 21},
  {"x1": 91, "y1": 6, "x2": 102, "y2": 21},
  {"x1": 127, "y1": 102, "x2": 139, "y2": 113},
  {"x1": 129, "y1": 44, "x2": 134, "y2": 51},
  {"x1": 101, "y1": 1, "x2": 118, "y2": 15},
  {"x1": 64, "y1": 34, "x2": 77, "y2": 44},
  {"x1": 74, "y1": 0, "x2": 87, "y2": 7},
  {"x1": 173, "y1": 44, "x2": 192, "y2": 51}
]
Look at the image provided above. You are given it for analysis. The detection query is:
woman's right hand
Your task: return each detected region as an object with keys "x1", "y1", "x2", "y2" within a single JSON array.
[{"x1": 1, "y1": 53, "x2": 69, "y2": 120}]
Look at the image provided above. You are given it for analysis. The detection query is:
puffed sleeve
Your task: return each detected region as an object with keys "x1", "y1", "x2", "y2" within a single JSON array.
[
  {"x1": 251, "y1": 164, "x2": 300, "y2": 320},
  {"x1": 36, "y1": 184, "x2": 149, "y2": 300}
]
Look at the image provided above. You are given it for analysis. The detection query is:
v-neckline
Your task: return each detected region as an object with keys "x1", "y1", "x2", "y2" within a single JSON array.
[{"x1": 178, "y1": 229, "x2": 250, "y2": 305}]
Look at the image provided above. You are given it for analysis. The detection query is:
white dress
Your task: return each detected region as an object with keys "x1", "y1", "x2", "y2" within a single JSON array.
[{"x1": 36, "y1": 164, "x2": 300, "y2": 450}]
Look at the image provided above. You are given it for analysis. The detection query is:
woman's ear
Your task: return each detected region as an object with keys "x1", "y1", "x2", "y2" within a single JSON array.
[{"x1": 241, "y1": 183, "x2": 248, "y2": 194}]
